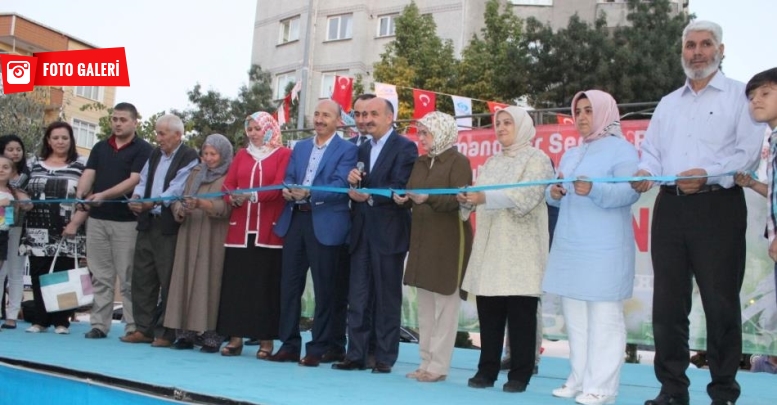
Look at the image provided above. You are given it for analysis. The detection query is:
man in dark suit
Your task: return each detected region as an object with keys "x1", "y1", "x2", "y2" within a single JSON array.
[
  {"x1": 122, "y1": 114, "x2": 199, "y2": 347},
  {"x1": 270, "y1": 99, "x2": 358, "y2": 366},
  {"x1": 332, "y1": 97, "x2": 418, "y2": 374},
  {"x1": 328, "y1": 93, "x2": 377, "y2": 364}
]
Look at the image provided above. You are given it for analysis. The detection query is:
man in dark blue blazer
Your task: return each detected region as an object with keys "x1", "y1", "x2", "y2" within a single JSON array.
[
  {"x1": 329, "y1": 93, "x2": 377, "y2": 363},
  {"x1": 332, "y1": 97, "x2": 418, "y2": 373},
  {"x1": 270, "y1": 99, "x2": 358, "y2": 366}
]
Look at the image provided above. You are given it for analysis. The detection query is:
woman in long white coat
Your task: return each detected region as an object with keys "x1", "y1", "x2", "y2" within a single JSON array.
[{"x1": 459, "y1": 106, "x2": 553, "y2": 393}]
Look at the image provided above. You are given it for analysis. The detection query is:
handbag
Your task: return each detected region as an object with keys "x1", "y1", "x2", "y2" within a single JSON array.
[{"x1": 39, "y1": 239, "x2": 93, "y2": 313}]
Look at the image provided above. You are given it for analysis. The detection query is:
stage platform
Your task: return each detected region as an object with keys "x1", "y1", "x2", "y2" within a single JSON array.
[{"x1": 1, "y1": 321, "x2": 775, "y2": 405}]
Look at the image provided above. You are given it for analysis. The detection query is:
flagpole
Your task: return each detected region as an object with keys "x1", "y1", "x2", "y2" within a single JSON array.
[{"x1": 296, "y1": 0, "x2": 316, "y2": 130}]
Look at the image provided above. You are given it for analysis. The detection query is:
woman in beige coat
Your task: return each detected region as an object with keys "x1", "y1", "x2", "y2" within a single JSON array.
[
  {"x1": 458, "y1": 106, "x2": 553, "y2": 393},
  {"x1": 394, "y1": 112, "x2": 473, "y2": 383},
  {"x1": 164, "y1": 134, "x2": 233, "y2": 353}
]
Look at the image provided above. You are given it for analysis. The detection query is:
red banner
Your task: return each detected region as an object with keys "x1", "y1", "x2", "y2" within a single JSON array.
[
  {"x1": 331, "y1": 75, "x2": 353, "y2": 113},
  {"x1": 1, "y1": 48, "x2": 130, "y2": 94},
  {"x1": 406, "y1": 120, "x2": 651, "y2": 178}
]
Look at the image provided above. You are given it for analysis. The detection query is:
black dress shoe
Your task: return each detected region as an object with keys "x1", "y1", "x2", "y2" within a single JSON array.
[
  {"x1": 1, "y1": 323, "x2": 17, "y2": 330},
  {"x1": 371, "y1": 362, "x2": 392, "y2": 374},
  {"x1": 710, "y1": 401, "x2": 735, "y2": 405},
  {"x1": 267, "y1": 350, "x2": 300, "y2": 363},
  {"x1": 467, "y1": 376, "x2": 495, "y2": 389},
  {"x1": 503, "y1": 380, "x2": 527, "y2": 393},
  {"x1": 331, "y1": 359, "x2": 366, "y2": 371},
  {"x1": 320, "y1": 349, "x2": 346, "y2": 363},
  {"x1": 299, "y1": 355, "x2": 321, "y2": 367},
  {"x1": 199, "y1": 344, "x2": 219, "y2": 353},
  {"x1": 644, "y1": 393, "x2": 690, "y2": 405},
  {"x1": 84, "y1": 328, "x2": 107, "y2": 339},
  {"x1": 172, "y1": 338, "x2": 194, "y2": 350}
]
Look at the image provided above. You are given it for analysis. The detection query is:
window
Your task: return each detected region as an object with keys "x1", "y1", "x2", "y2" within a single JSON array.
[
  {"x1": 510, "y1": 0, "x2": 553, "y2": 5},
  {"x1": 278, "y1": 16, "x2": 300, "y2": 44},
  {"x1": 327, "y1": 14, "x2": 353, "y2": 41},
  {"x1": 72, "y1": 118, "x2": 98, "y2": 148},
  {"x1": 75, "y1": 86, "x2": 102, "y2": 101},
  {"x1": 274, "y1": 72, "x2": 295, "y2": 100},
  {"x1": 377, "y1": 14, "x2": 397, "y2": 37},
  {"x1": 319, "y1": 71, "x2": 348, "y2": 98}
]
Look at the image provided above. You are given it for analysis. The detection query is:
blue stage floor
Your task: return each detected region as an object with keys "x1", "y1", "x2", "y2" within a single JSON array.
[{"x1": 1, "y1": 321, "x2": 775, "y2": 405}]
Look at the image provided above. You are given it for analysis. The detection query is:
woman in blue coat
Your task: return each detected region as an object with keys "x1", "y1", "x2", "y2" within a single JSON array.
[{"x1": 543, "y1": 90, "x2": 639, "y2": 405}]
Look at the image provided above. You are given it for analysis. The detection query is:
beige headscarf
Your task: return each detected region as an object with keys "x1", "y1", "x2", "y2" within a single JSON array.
[
  {"x1": 496, "y1": 106, "x2": 536, "y2": 157},
  {"x1": 571, "y1": 90, "x2": 623, "y2": 143},
  {"x1": 417, "y1": 111, "x2": 458, "y2": 158}
]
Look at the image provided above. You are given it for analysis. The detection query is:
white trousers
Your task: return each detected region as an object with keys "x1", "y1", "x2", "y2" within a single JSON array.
[
  {"x1": 0, "y1": 227, "x2": 24, "y2": 320},
  {"x1": 562, "y1": 297, "x2": 625, "y2": 396},
  {"x1": 417, "y1": 287, "x2": 461, "y2": 375}
]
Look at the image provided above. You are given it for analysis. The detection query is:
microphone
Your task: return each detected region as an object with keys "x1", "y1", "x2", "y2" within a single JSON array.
[{"x1": 356, "y1": 161, "x2": 365, "y2": 189}]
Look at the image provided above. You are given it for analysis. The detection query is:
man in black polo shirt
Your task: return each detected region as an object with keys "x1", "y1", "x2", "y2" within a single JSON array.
[{"x1": 76, "y1": 102, "x2": 153, "y2": 340}]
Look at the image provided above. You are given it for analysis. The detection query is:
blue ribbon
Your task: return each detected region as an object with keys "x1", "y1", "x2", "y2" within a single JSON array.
[{"x1": 13, "y1": 171, "x2": 748, "y2": 205}]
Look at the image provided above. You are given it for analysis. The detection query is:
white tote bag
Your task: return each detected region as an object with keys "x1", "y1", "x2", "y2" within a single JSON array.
[{"x1": 39, "y1": 239, "x2": 93, "y2": 313}]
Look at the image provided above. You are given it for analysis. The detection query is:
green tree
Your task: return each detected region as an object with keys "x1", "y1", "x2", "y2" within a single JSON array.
[
  {"x1": 373, "y1": 1, "x2": 458, "y2": 119},
  {"x1": 183, "y1": 64, "x2": 276, "y2": 147},
  {"x1": 609, "y1": 0, "x2": 691, "y2": 104},
  {"x1": 80, "y1": 102, "x2": 161, "y2": 144},
  {"x1": 458, "y1": 0, "x2": 526, "y2": 107},
  {"x1": 0, "y1": 88, "x2": 51, "y2": 153},
  {"x1": 522, "y1": 13, "x2": 616, "y2": 109}
]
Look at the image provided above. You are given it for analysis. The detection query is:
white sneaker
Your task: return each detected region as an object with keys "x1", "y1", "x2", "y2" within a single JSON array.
[
  {"x1": 552, "y1": 385, "x2": 582, "y2": 398},
  {"x1": 25, "y1": 325, "x2": 47, "y2": 333},
  {"x1": 575, "y1": 393, "x2": 616, "y2": 405},
  {"x1": 54, "y1": 326, "x2": 70, "y2": 335}
]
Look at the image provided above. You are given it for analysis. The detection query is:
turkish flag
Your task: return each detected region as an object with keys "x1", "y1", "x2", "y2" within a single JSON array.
[
  {"x1": 410, "y1": 89, "x2": 436, "y2": 134},
  {"x1": 413, "y1": 89, "x2": 436, "y2": 120},
  {"x1": 331, "y1": 75, "x2": 354, "y2": 113},
  {"x1": 555, "y1": 113, "x2": 575, "y2": 125},
  {"x1": 487, "y1": 101, "x2": 509, "y2": 114}
]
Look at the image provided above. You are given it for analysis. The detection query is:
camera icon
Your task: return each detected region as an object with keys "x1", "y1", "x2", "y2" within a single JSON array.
[{"x1": 7, "y1": 61, "x2": 31, "y2": 84}]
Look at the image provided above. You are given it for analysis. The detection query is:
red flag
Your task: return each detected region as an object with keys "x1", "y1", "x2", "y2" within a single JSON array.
[
  {"x1": 555, "y1": 113, "x2": 575, "y2": 125},
  {"x1": 331, "y1": 75, "x2": 353, "y2": 113},
  {"x1": 487, "y1": 101, "x2": 509, "y2": 114},
  {"x1": 276, "y1": 93, "x2": 292, "y2": 126},
  {"x1": 413, "y1": 89, "x2": 436, "y2": 120}
]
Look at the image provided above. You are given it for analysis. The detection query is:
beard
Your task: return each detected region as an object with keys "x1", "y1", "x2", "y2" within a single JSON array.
[{"x1": 682, "y1": 50, "x2": 723, "y2": 81}]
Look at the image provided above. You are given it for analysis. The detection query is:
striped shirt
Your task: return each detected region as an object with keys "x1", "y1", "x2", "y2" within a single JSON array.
[
  {"x1": 767, "y1": 127, "x2": 777, "y2": 242},
  {"x1": 25, "y1": 157, "x2": 87, "y2": 258}
]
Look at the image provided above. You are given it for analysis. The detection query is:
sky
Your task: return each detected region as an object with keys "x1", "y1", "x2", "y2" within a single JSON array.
[{"x1": 2, "y1": 0, "x2": 776, "y2": 120}]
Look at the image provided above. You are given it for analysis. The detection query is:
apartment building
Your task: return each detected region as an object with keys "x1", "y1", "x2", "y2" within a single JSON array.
[
  {"x1": 252, "y1": 0, "x2": 688, "y2": 122},
  {"x1": 0, "y1": 13, "x2": 116, "y2": 155}
]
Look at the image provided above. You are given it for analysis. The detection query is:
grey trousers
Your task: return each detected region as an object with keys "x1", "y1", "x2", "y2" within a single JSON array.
[{"x1": 87, "y1": 218, "x2": 138, "y2": 335}]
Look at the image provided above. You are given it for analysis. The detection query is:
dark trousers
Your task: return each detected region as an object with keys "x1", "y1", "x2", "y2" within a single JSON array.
[
  {"x1": 651, "y1": 187, "x2": 746, "y2": 402},
  {"x1": 346, "y1": 234, "x2": 405, "y2": 366},
  {"x1": 278, "y1": 211, "x2": 341, "y2": 357},
  {"x1": 331, "y1": 245, "x2": 351, "y2": 352},
  {"x1": 29, "y1": 256, "x2": 75, "y2": 328},
  {"x1": 131, "y1": 218, "x2": 177, "y2": 340},
  {"x1": 476, "y1": 295, "x2": 538, "y2": 383}
]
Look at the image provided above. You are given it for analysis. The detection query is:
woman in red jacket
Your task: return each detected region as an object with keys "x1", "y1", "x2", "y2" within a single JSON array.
[{"x1": 216, "y1": 112, "x2": 291, "y2": 358}]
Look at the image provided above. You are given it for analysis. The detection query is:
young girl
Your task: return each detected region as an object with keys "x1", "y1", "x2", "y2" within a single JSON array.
[{"x1": 0, "y1": 135, "x2": 30, "y2": 330}]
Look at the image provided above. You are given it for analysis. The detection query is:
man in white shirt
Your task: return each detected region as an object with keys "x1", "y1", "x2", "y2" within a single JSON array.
[{"x1": 631, "y1": 20, "x2": 764, "y2": 405}]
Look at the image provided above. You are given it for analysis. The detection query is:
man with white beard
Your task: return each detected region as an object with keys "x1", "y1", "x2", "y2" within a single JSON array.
[{"x1": 631, "y1": 20, "x2": 765, "y2": 405}]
